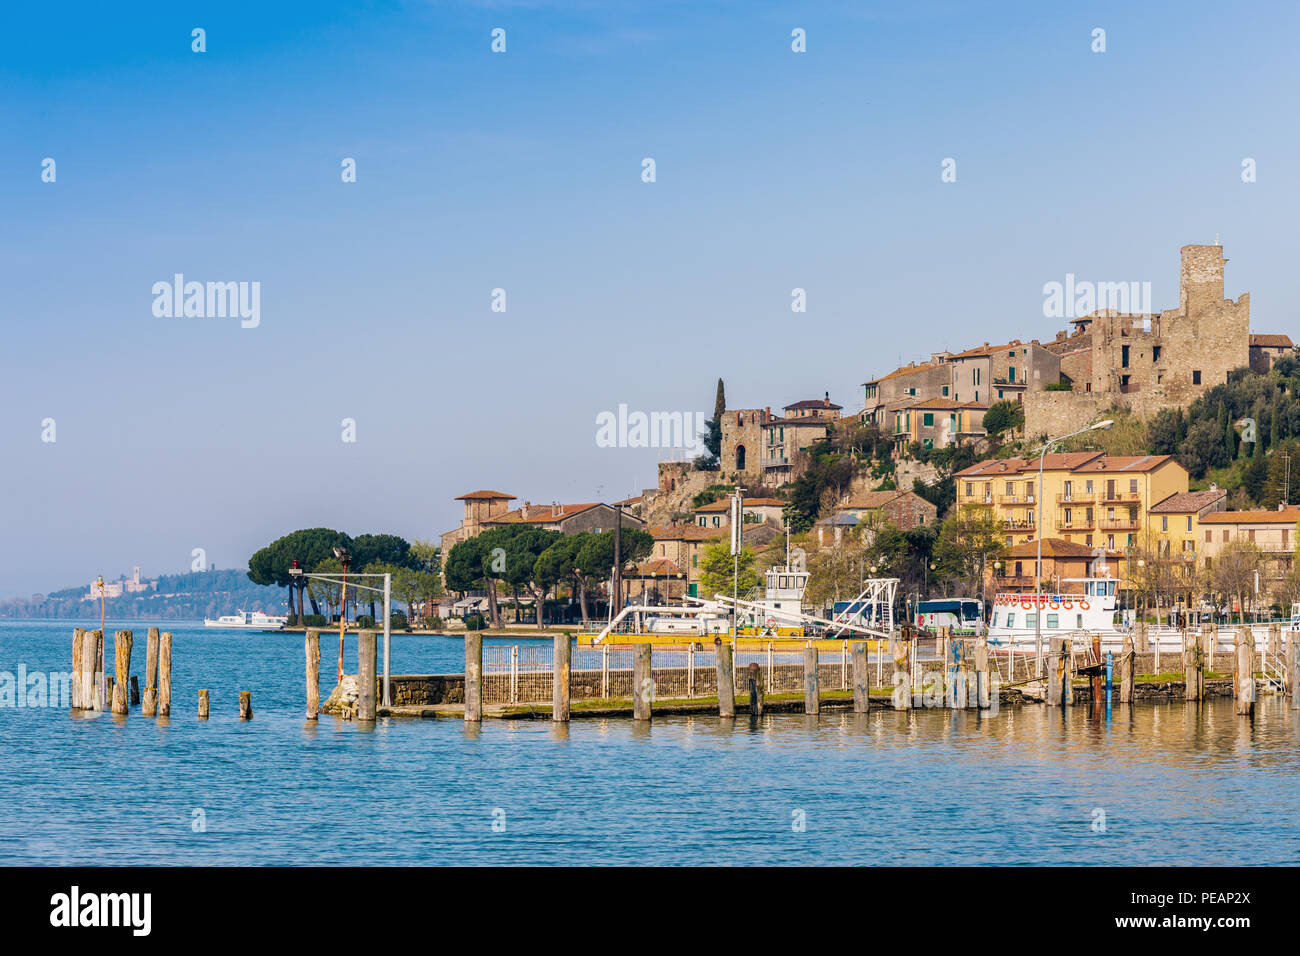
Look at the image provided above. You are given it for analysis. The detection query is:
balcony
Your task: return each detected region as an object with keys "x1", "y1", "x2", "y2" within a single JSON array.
[
  {"x1": 1057, "y1": 512, "x2": 1095, "y2": 531},
  {"x1": 962, "y1": 493, "x2": 994, "y2": 505},
  {"x1": 997, "y1": 494, "x2": 1037, "y2": 506},
  {"x1": 1099, "y1": 490, "x2": 1142, "y2": 505},
  {"x1": 1004, "y1": 518, "x2": 1037, "y2": 531},
  {"x1": 1056, "y1": 492, "x2": 1096, "y2": 505},
  {"x1": 1099, "y1": 516, "x2": 1140, "y2": 531}
]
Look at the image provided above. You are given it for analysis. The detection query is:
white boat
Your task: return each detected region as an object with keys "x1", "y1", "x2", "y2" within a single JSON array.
[
  {"x1": 988, "y1": 577, "x2": 1124, "y2": 649},
  {"x1": 203, "y1": 610, "x2": 288, "y2": 631}
]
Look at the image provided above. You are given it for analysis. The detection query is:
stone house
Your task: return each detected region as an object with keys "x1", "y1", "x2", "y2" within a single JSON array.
[
  {"x1": 1198, "y1": 506, "x2": 1300, "y2": 591},
  {"x1": 1249, "y1": 334, "x2": 1295, "y2": 374},
  {"x1": 718, "y1": 407, "x2": 771, "y2": 483},
  {"x1": 693, "y1": 496, "x2": 787, "y2": 530},
  {"x1": 762, "y1": 415, "x2": 833, "y2": 482},
  {"x1": 648, "y1": 524, "x2": 727, "y2": 598},
  {"x1": 483, "y1": 501, "x2": 646, "y2": 534},
  {"x1": 891, "y1": 398, "x2": 989, "y2": 450},
  {"x1": 837, "y1": 489, "x2": 938, "y2": 531}
]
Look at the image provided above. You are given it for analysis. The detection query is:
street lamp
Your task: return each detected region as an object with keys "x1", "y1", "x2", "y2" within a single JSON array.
[{"x1": 1035, "y1": 418, "x2": 1113, "y2": 674}]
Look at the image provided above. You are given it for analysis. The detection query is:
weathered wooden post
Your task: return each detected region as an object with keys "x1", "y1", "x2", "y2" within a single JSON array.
[
  {"x1": 552, "y1": 633, "x2": 571, "y2": 722},
  {"x1": 974, "y1": 636, "x2": 991, "y2": 709},
  {"x1": 239, "y1": 691, "x2": 253, "y2": 720},
  {"x1": 357, "y1": 630, "x2": 377, "y2": 721},
  {"x1": 715, "y1": 640, "x2": 735, "y2": 718},
  {"x1": 464, "y1": 630, "x2": 482, "y2": 723},
  {"x1": 851, "y1": 641, "x2": 869, "y2": 713},
  {"x1": 157, "y1": 632, "x2": 172, "y2": 717},
  {"x1": 747, "y1": 661, "x2": 763, "y2": 716},
  {"x1": 1183, "y1": 627, "x2": 1204, "y2": 701},
  {"x1": 891, "y1": 629, "x2": 911, "y2": 711},
  {"x1": 110, "y1": 630, "x2": 133, "y2": 715},
  {"x1": 128, "y1": 675, "x2": 140, "y2": 706},
  {"x1": 803, "y1": 645, "x2": 820, "y2": 715},
  {"x1": 1235, "y1": 628, "x2": 1256, "y2": 716},
  {"x1": 197, "y1": 688, "x2": 210, "y2": 720},
  {"x1": 1288, "y1": 629, "x2": 1300, "y2": 711},
  {"x1": 69, "y1": 629, "x2": 84, "y2": 712},
  {"x1": 633, "y1": 643, "x2": 652, "y2": 721},
  {"x1": 305, "y1": 629, "x2": 321, "y2": 720},
  {"x1": 1119, "y1": 634, "x2": 1134, "y2": 704},
  {"x1": 1089, "y1": 634, "x2": 1104, "y2": 704},
  {"x1": 947, "y1": 639, "x2": 965, "y2": 709},
  {"x1": 82, "y1": 630, "x2": 103, "y2": 711},
  {"x1": 1047, "y1": 636, "x2": 1066, "y2": 707},
  {"x1": 141, "y1": 627, "x2": 159, "y2": 716},
  {"x1": 1135, "y1": 620, "x2": 1149, "y2": 654}
]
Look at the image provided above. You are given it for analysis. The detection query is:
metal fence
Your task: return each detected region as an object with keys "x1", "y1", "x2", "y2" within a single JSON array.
[{"x1": 482, "y1": 643, "x2": 554, "y2": 704}]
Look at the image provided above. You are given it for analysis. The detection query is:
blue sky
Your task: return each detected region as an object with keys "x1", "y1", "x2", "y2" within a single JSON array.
[{"x1": 2, "y1": 0, "x2": 1298, "y2": 598}]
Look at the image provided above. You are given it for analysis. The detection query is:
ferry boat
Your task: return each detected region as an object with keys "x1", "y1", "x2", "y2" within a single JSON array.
[
  {"x1": 987, "y1": 577, "x2": 1120, "y2": 648},
  {"x1": 203, "y1": 610, "x2": 288, "y2": 631}
]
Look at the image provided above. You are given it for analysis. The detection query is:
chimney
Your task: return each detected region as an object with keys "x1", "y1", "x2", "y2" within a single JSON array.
[
  {"x1": 552, "y1": 501, "x2": 562, "y2": 518},
  {"x1": 522, "y1": 501, "x2": 532, "y2": 519},
  {"x1": 824, "y1": 391, "x2": 830, "y2": 404}
]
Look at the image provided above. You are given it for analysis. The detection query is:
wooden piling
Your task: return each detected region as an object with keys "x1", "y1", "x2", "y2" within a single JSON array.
[
  {"x1": 1288, "y1": 629, "x2": 1299, "y2": 710},
  {"x1": 1089, "y1": 634, "x2": 1104, "y2": 703},
  {"x1": 357, "y1": 630, "x2": 377, "y2": 721},
  {"x1": 633, "y1": 643, "x2": 652, "y2": 721},
  {"x1": 80, "y1": 630, "x2": 101, "y2": 711},
  {"x1": 110, "y1": 630, "x2": 133, "y2": 715},
  {"x1": 1047, "y1": 636, "x2": 1066, "y2": 707},
  {"x1": 157, "y1": 632, "x2": 171, "y2": 717},
  {"x1": 747, "y1": 661, "x2": 763, "y2": 716},
  {"x1": 1184, "y1": 628, "x2": 1203, "y2": 701},
  {"x1": 715, "y1": 641, "x2": 735, "y2": 718},
  {"x1": 90, "y1": 630, "x2": 105, "y2": 711},
  {"x1": 128, "y1": 675, "x2": 140, "y2": 706},
  {"x1": 305, "y1": 629, "x2": 321, "y2": 720},
  {"x1": 141, "y1": 628, "x2": 158, "y2": 715},
  {"x1": 552, "y1": 633, "x2": 571, "y2": 722},
  {"x1": 1135, "y1": 620, "x2": 1148, "y2": 654},
  {"x1": 198, "y1": 688, "x2": 210, "y2": 720},
  {"x1": 1119, "y1": 634, "x2": 1134, "y2": 704},
  {"x1": 851, "y1": 642, "x2": 869, "y2": 713},
  {"x1": 71, "y1": 628, "x2": 85, "y2": 709},
  {"x1": 803, "y1": 645, "x2": 820, "y2": 715},
  {"x1": 974, "y1": 637, "x2": 991, "y2": 709},
  {"x1": 464, "y1": 630, "x2": 482, "y2": 723},
  {"x1": 1235, "y1": 628, "x2": 1256, "y2": 716},
  {"x1": 239, "y1": 691, "x2": 253, "y2": 720},
  {"x1": 891, "y1": 630, "x2": 911, "y2": 711}
]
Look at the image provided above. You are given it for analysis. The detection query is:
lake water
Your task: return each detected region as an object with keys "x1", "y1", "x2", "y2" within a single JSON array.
[{"x1": 2, "y1": 619, "x2": 1297, "y2": 865}]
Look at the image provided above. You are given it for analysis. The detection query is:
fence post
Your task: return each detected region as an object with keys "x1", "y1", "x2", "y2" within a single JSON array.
[
  {"x1": 110, "y1": 630, "x2": 133, "y2": 715},
  {"x1": 747, "y1": 661, "x2": 764, "y2": 716},
  {"x1": 509, "y1": 645, "x2": 519, "y2": 704},
  {"x1": 71, "y1": 628, "x2": 85, "y2": 709},
  {"x1": 305, "y1": 629, "x2": 321, "y2": 719},
  {"x1": 1136, "y1": 620, "x2": 1149, "y2": 654},
  {"x1": 158, "y1": 632, "x2": 172, "y2": 717},
  {"x1": 1119, "y1": 634, "x2": 1134, "y2": 704},
  {"x1": 633, "y1": 643, "x2": 652, "y2": 721},
  {"x1": 841, "y1": 640, "x2": 848, "y2": 691},
  {"x1": 464, "y1": 631, "x2": 482, "y2": 723},
  {"x1": 1235, "y1": 628, "x2": 1256, "y2": 716},
  {"x1": 239, "y1": 691, "x2": 253, "y2": 720},
  {"x1": 716, "y1": 641, "x2": 735, "y2": 718},
  {"x1": 358, "y1": 630, "x2": 377, "y2": 721},
  {"x1": 687, "y1": 644, "x2": 696, "y2": 698},
  {"x1": 198, "y1": 689, "x2": 210, "y2": 720},
  {"x1": 142, "y1": 628, "x2": 159, "y2": 716},
  {"x1": 851, "y1": 642, "x2": 869, "y2": 713},
  {"x1": 1204, "y1": 622, "x2": 1217, "y2": 670},
  {"x1": 601, "y1": 643, "x2": 609, "y2": 699},
  {"x1": 552, "y1": 633, "x2": 570, "y2": 722}
]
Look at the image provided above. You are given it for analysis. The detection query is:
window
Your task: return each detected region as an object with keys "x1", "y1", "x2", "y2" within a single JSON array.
[
  {"x1": 1222, "y1": 530, "x2": 1229, "y2": 542},
  {"x1": 1005, "y1": 482, "x2": 1014, "y2": 496},
  {"x1": 965, "y1": 482, "x2": 973, "y2": 496},
  {"x1": 692, "y1": 554, "x2": 698, "y2": 568},
  {"x1": 1129, "y1": 479, "x2": 1138, "y2": 493},
  {"x1": 1121, "y1": 345, "x2": 1130, "y2": 368},
  {"x1": 1205, "y1": 530, "x2": 1212, "y2": 543},
  {"x1": 1006, "y1": 613, "x2": 1016, "y2": 627},
  {"x1": 942, "y1": 385, "x2": 949, "y2": 397},
  {"x1": 1026, "y1": 613, "x2": 1037, "y2": 627},
  {"x1": 1047, "y1": 614, "x2": 1059, "y2": 629},
  {"x1": 1063, "y1": 480, "x2": 1073, "y2": 499},
  {"x1": 1107, "y1": 535, "x2": 1115, "y2": 550},
  {"x1": 1008, "y1": 366, "x2": 1016, "y2": 382},
  {"x1": 1248, "y1": 529, "x2": 1256, "y2": 541},
  {"x1": 1153, "y1": 346, "x2": 1161, "y2": 362},
  {"x1": 1193, "y1": 370, "x2": 1202, "y2": 385},
  {"x1": 998, "y1": 389, "x2": 1004, "y2": 399},
  {"x1": 1186, "y1": 516, "x2": 1192, "y2": 533},
  {"x1": 1161, "y1": 516, "x2": 1168, "y2": 532},
  {"x1": 922, "y1": 413, "x2": 934, "y2": 427},
  {"x1": 1065, "y1": 508, "x2": 1073, "y2": 525},
  {"x1": 712, "y1": 516, "x2": 720, "y2": 527}
]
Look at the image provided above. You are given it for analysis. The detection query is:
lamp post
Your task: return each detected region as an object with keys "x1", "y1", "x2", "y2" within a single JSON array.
[
  {"x1": 1035, "y1": 418, "x2": 1113, "y2": 674},
  {"x1": 95, "y1": 575, "x2": 106, "y2": 707}
]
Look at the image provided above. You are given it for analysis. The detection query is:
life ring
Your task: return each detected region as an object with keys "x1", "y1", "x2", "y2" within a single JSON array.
[
  {"x1": 1061, "y1": 600, "x2": 1074, "y2": 610},
  {"x1": 1080, "y1": 600, "x2": 1090, "y2": 610},
  {"x1": 1048, "y1": 599, "x2": 1059, "y2": 610},
  {"x1": 766, "y1": 617, "x2": 776, "y2": 629},
  {"x1": 1020, "y1": 599, "x2": 1032, "y2": 610}
]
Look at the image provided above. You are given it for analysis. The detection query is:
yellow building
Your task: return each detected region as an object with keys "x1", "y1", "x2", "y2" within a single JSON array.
[
  {"x1": 955, "y1": 452, "x2": 1189, "y2": 555},
  {"x1": 1146, "y1": 487, "x2": 1227, "y2": 559}
]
